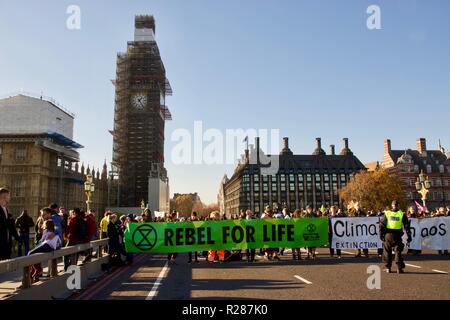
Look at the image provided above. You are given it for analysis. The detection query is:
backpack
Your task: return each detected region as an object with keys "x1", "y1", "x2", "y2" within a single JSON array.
[{"x1": 75, "y1": 217, "x2": 88, "y2": 240}]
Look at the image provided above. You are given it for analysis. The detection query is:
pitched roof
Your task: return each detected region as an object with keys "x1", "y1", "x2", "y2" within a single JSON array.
[{"x1": 389, "y1": 149, "x2": 450, "y2": 172}]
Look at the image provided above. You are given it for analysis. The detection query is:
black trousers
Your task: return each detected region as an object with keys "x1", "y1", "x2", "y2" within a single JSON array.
[
  {"x1": 188, "y1": 252, "x2": 198, "y2": 262},
  {"x1": 246, "y1": 249, "x2": 255, "y2": 261},
  {"x1": 329, "y1": 247, "x2": 341, "y2": 256},
  {"x1": 383, "y1": 233, "x2": 405, "y2": 269},
  {"x1": 356, "y1": 249, "x2": 369, "y2": 256},
  {"x1": 167, "y1": 253, "x2": 177, "y2": 260}
]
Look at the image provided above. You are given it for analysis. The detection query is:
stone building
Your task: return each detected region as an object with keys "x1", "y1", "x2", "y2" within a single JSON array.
[
  {"x1": 223, "y1": 137, "x2": 366, "y2": 216},
  {"x1": 0, "y1": 93, "x2": 109, "y2": 221}
]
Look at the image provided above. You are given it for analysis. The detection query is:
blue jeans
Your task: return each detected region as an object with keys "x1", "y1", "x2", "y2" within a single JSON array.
[{"x1": 18, "y1": 233, "x2": 30, "y2": 257}]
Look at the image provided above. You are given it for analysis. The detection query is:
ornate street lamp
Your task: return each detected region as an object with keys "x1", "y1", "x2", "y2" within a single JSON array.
[
  {"x1": 415, "y1": 170, "x2": 431, "y2": 207},
  {"x1": 141, "y1": 199, "x2": 146, "y2": 214},
  {"x1": 84, "y1": 173, "x2": 95, "y2": 212}
]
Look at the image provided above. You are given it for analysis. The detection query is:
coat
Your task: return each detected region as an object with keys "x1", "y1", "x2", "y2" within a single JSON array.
[{"x1": 0, "y1": 206, "x2": 19, "y2": 260}]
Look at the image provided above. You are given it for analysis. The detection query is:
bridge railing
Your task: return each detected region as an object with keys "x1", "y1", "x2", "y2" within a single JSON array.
[{"x1": 0, "y1": 239, "x2": 109, "y2": 290}]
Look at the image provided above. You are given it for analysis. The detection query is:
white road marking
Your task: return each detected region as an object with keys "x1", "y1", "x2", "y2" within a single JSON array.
[
  {"x1": 294, "y1": 275, "x2": 313, "y2": 285},
  {"x1": 432, "y1": 269, "x2": 449, "y2": 274},
  {"x1": 405, "y1": 263, "x2": 421, "y2": 269},
  {"x1": 145, "y1": 261, "x2": 169, "y2": 300}
]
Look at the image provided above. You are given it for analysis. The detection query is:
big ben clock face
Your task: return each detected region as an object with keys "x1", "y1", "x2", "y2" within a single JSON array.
[{"x1": 131, "y1": 93, "x2": 147, "y2": 110}]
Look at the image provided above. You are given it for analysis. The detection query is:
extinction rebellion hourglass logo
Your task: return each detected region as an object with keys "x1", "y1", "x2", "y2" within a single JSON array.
[
  {"x1": 132, "y1": 224, "x2": 158, "y2": 251},
  {"x1": 303, "y1": 224, "x2": 320, "y2": 241}
]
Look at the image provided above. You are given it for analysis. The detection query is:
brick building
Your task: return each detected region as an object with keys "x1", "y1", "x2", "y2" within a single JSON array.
[{"x1": 382, "y1": 138, "x2": 450, "y2": 210}]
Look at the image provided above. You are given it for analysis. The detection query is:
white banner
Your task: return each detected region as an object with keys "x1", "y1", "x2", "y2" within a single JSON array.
[
  {"x1": 404, "y1": 217, "x2": 450, "y2": 250},
  {"x1": 330, "y1": 217, "x2": 383, "y2": 249},
  {"x1": 330, "y1": 217, "x2": 450, "y2": 250}
]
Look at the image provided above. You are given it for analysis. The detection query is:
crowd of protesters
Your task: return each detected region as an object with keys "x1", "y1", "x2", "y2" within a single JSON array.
[{"x1": 1, "y1": 186, "x2": 449, "y2": 274}]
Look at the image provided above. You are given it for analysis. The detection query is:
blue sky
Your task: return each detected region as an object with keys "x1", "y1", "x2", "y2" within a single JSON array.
[{"x1": 1, "y1": 0, "x2": 449, "y2": 204}]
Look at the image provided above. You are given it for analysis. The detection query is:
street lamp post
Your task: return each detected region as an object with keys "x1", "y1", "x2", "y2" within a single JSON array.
[
  {"x1": 415, "y1": 170, "x2": 431, "y2": 207},
  {"x1": 141, "y1": 199, "x2": 146, "y2": 214},
  {"x1": 84, "y1": 173, "x2": 95, "y2": 212}
]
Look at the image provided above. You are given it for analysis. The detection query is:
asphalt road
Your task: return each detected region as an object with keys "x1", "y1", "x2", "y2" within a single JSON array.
[{"x1": 70, "y1": 248, "x2": 450, "y2": 300}]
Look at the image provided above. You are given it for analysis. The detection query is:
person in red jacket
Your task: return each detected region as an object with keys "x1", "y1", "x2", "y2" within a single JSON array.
[
  {"x1": 63, "y1": 208, "x2": 88, "y2": 270},
  {"x1": 82, "y1": 210, "x2": 98, "y2": 263}
]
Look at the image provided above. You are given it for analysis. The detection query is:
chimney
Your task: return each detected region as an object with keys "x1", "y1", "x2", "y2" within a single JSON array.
[
  {"x1": 330, "y1": 145, "x2": 336, "y2": 155},
  {"x1": 384, "y1": 139, "x2": 392, "y2": 154},
  {"x1": 340, "y1": 138, "x2": 353, "y2": 155},
  {"x1": 313, "y1": 138, "x2": 326, "y2": 155},
  {"x1": 416, "y1": 138, "x2": 427, "y2": 154},
  {"x1": 280, "y1": 137, "x2": 293, "y2": 155},
  {"x1": 255, "y1": 137, "x2": 260, "y2": 164},
  {"x1": 344, "y1": 138, "x2": 349, "y2": 150}
]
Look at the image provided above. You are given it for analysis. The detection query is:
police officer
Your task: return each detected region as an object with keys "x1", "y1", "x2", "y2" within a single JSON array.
[{"x1": 380, "y1": 200, "x2": 412, "y2": 274}]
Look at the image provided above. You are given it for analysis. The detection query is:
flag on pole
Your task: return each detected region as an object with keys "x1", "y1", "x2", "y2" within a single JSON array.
[
  {"x1": 320, "y1": 204, "x2": 326, "y2": 214},
  {"x1": 415, "y1": 201, "x2": 427, "y2": 214},
  {"x1": 243, "y1": 136, "x2": 249, "y2": 150}
]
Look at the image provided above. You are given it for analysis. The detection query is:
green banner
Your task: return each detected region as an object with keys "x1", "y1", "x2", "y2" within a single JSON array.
[{"x1": 124, "y1": 218, "x2": 329, "y2": 253}]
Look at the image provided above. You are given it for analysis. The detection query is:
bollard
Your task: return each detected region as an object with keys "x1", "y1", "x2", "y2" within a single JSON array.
[
  {"x1": 50, "y1": 259, "x2": 58, "y2": 277},
  {"x1": 22, "y1": 266, "x2": 31, "y2": 289}
]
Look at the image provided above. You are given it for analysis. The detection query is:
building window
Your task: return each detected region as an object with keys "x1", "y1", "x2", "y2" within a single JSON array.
[
  {"x1": 15, "y1": 145, "x2": 27, "y2": 162},
  {"x1": 289, "y1": 183, "x2": 295, "y2": 192},
  {"x1": 12, "y1": 177, "x2": 25, "y2": 197},
  {"x1": 298, "y1": 174, "x2": 304, "y2": 182},
  {"x1": 426, "y1": 165, "x2": 432, "y2": 174}
]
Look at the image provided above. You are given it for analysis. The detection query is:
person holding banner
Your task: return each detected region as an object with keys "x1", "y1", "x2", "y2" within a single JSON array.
[
  {"x1": 433, "y1": 207, "x2": 449, "y2": 256},
  {"x1": 263, "y1": 206, "x2": 281, "y2": 261},
  {"x1": 349, "y1": 202, "x2": 369, "y2": 258},
  {"x1": 188, "y1": 212, "x2": 200, "y2": 264},
  {"x1": 166, "y1": 211, "x2": 178, "y2": 264},
  {"x1": 207, "y1": 211, "x2": 226, "y2": 263},
  {"x1": 245, "y1": 210, "x2": 257, "y2": 262},
  {"x1": 291, "y1": 209, "x2": 302, "y2": 261},
  {"x1": 303, "y1": 205, "x2": 318, "y2": 260},
  {"x1": 406, "y1": 206, "x2": 421, "y2": 256},
  {"x1": 380, "y1": 200, "x2": 412, "y2": 274},
  {"x1": 328, "y1": 206, "x2": 343, "y2": 259}
]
